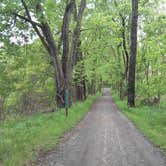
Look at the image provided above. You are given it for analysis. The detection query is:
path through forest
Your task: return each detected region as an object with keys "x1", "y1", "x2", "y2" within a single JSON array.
[{"x1": 38, "y1": 91, "x2": 165, "y2": 166}]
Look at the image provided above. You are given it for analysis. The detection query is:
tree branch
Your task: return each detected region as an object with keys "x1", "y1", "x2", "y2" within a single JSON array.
[
  {"x1": 14, "y1": 13, "x2": 42, "y2": 28},
  {"x1": 20, "y1": 0, "x2": 50, "y2": 53},
  {"x1": 71, "y1": 0, "x2": 86, "y2": 65}
]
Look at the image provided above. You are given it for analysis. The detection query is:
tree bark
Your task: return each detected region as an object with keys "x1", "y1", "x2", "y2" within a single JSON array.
[
  {"x1": 71, "y1": 0, "x2": 87, "y2": 101},
  {"x1": 61, "y1": 0, "x2": 76, "y2": 106},
  {"x1": 128, "y1": 0, "x2": 138, "y2": 107}
]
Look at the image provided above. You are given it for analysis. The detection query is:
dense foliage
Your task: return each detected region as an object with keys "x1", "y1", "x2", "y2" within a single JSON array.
[{"x1": 0, "y1": 0, "x2": 165, "y2": 119}]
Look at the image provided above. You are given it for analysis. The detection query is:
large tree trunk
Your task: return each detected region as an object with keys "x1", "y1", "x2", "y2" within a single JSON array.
[
  {"x1": 17, "y1": 0, "x2": 86, "y2": 107},
  {"x1": 71, "y1": 0, "x2": 87, "y2": 101},
  {"x1": 128, "y1": 0, "x2": 138, "y2": 107},
  {"x1": 35, "y1": 1, "x2": 67, "y2": 107},
  {"x1": 61, "y1": 0, "x2": 76, "y2": 107},
  {"x1": 17, "y1": 0, "x2": 77, "y2": 108}
]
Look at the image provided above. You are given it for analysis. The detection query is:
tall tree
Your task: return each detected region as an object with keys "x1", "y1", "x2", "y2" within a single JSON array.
[
  {"x1": 1, "y1": 0, "x2": 86, "y2": 107},
  {"x1": 72, "y1": 0, "x2": 87, "y2": 101},
  {"x1": 13, "y1": 0, "x2": 75, "y2": 107},
  {"x1": 113, "y1": 0, "x2": 131, "y2": 100},
  {"x1": 128, "y1": 0, "x2": 138, "y2": 107}
]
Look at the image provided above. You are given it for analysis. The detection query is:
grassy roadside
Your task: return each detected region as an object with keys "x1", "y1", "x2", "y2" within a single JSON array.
[
  {"x1": 112, "y1": 94, "x2": 166, "y2": 155},
  {"x1": 0, "y1": 95, "x2": 97, "y2": 166}
]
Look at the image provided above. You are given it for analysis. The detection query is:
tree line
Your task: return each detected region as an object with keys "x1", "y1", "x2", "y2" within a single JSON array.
[{"x1": 0, "y1": 0, "x2": 165, "y2": 120}]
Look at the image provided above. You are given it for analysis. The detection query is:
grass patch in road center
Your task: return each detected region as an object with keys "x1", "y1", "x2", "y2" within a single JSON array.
[
  {"x1": 112, "y1": 94, "x2": 166, "y2": 155},
  {"x1": 0, "y1": 95, "x2": 97, "y2": 166}
]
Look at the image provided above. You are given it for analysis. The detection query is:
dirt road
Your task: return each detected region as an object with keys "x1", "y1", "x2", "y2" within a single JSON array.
[{"x1": 38, "y1": 93, "x2": 165, "y2": 166}]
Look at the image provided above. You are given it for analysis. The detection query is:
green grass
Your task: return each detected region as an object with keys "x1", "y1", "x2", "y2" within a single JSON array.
[
  {"x1": 0, "y1": 95, "x2": 97, "y2": 166},
  {"x1": 112, "y1": 94, "x2": 166, "y2": 155}
]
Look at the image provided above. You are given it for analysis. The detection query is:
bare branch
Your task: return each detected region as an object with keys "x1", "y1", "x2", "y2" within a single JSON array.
[
  {"x1": 20, "y1": 0, "x2": 50, "y2": 53},
  {"x1": 14, "y1": 13, "x2": 42, "y2": 28}
]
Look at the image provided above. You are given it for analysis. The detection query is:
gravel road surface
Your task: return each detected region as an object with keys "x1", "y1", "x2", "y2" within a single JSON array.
[{"x1": 38, "y1": 93, "x2": 165, "y2": 166}]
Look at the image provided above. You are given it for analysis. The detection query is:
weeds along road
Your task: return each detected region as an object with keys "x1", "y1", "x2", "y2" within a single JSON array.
[{"x1": 38, "y1": 92, "x2": 165, "y2": 166}]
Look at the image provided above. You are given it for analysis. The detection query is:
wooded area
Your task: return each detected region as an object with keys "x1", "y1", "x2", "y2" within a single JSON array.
[{"x1": 0, "y1": 0, "x2": 165, "y2": 120}]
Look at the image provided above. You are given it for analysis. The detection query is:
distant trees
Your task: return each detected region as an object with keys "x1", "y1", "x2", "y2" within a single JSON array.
[{"x1": 84, "y1": 0, "x2": 165, "y2": 107}]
